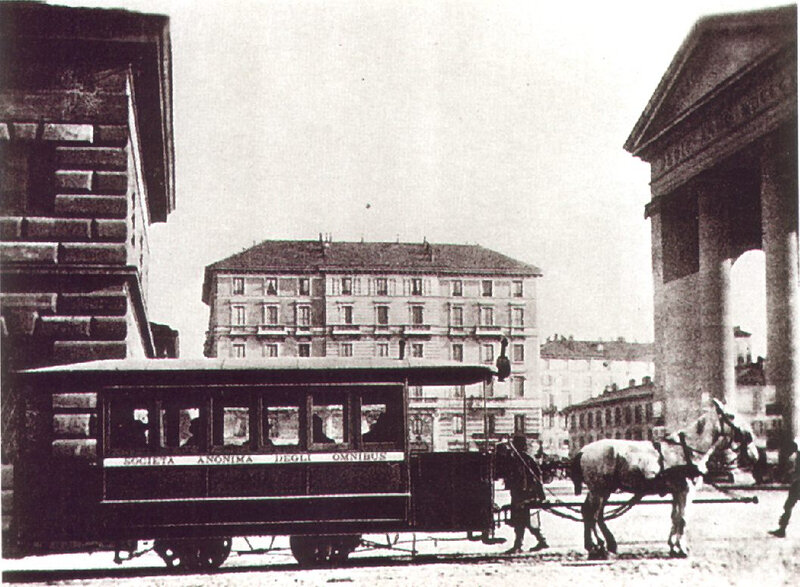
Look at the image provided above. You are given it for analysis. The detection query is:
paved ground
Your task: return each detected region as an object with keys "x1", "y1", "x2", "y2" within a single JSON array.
[{"x1": 3, "y1": 482, "x2": 799, "y2": 586}]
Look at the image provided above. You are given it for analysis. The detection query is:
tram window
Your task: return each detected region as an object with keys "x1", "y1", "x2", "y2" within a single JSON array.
[
  {"x1": 213, "y1": 405, "x2": 249, "y2": 447},
  {"x1": 361, "y1": 402, "x2": 391, "y2": 443},
  {"x1": 110, "y1": 402, "x2": 150, "y2": 450},
  {"x1": 263, "y1": 404, "x2": 300, "y2": 447},
  {"x1": 159, "y1": 406, "x2": 202, "y2": 449},
  {"x1": 311, "y1": 394, "x2": 347, "y2": 445}
]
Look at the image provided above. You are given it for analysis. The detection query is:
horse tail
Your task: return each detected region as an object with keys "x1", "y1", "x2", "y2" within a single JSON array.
[{"x1": 570, "y1": 452, "x2": 584, "y2": 495}]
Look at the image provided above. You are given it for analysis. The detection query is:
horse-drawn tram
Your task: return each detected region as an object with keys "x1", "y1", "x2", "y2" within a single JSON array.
[{"x1": 6, "y1": 357, "x2": 499, "y2": 569}]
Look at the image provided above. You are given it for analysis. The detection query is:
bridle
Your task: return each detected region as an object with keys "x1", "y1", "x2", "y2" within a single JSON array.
[{"x1": 713, "y1": 408, "x2": 753, "y2": 457}]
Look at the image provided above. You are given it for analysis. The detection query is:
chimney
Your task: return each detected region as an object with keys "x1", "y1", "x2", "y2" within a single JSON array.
[
  {"x1": 643, "y1": 376, "x2": 652, "y2": 385},
  {"x1": 629, "y1": 378, "x2": 636, "y2": 388}
]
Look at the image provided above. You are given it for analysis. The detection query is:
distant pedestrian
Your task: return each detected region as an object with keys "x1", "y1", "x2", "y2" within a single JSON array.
[
  {"x1": 504, "y1": 434, "x2": 548, "y2": 553},
  {"x1": 768, "y1": 438, "x2": 800, "y2": 538}
]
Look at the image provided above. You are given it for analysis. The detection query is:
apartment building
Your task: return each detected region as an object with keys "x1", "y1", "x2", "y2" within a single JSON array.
[
  {"x1": 202, "y1": 238, "x2": 543, "y2": 451},
  {"x1": 539, "y1": 336, "x2": 654, "y2": 455}
]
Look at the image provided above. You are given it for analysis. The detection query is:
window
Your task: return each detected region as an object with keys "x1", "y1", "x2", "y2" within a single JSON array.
[
  {"x1": 411, "y1": 343, "x2": 424, "y2": 358},
  {"x1": 452, "y1": 280, "x2": 463, "y2": 296},
  {"x1": 341, "y1": 277, "x2": 352, "y2": 295},
  {"x1": 512, "y1": 376, "x2": 525, "y2": 397},
  {"x1": 298, "y1": 278, "x2": 310, "y2": 296},
  {"x1": 263, "y1": 343, "x2": 278, "y2": 358},
  {"x1": 263, "y1": 391, "x2": 300, "y2": 447},
  {"x1": 233, "y1": 277, "x2": 245, "y2": 295},
  {"x1": 361, "y1": 395, "x2": 400, "y2": 446},
  {"x1": 482, "y1": 344, "x2": 494, "y2": 363},
  {"x1": 377, "y1": 343, "x2": 389, "y2": 357},
  {"x1": 596, "y1": 411, "x2": 602, "y2": 428},
  {"x1": 451, "y1": 306, "x2": 463, "y2": 327},
  {"x1": 634, "y1": 405, "x2": 642, "y2": 424},
  {"x1": 453, "y1": 415, "x2": 464, "y2": 434},
  {"x1": 514, "y1": 414, "x2": 526, "y2": 434},
  {"x1": 411, "y1": 417, "x2": 423, "y2": 436},
  {"x1": 265, "y1": 278, "x2": 278, "y2": 296},
  {"x1": 213, "y1": 404, "x2": 249, "y2": 447},
  {"x1": 158, "y1": 404, "x2": 202, "y2": 450},
  {"x1": 579, "y1": 414, "x2": 585, "y2": 429},
  {"x1": 624, "y1": 406, "x2": 632, "y2": 425},
  {"x1": 587, "y1": 412, "x2": 593, "y2": 429},
  {"x1": 513, "y1": 280, "x2": 523, "y2": 297},
  {"x1": 341, "y1": 305, "x2": 353, "y2": 324},
  {"x1": 411, "y1": 385, "x2": 423, "y2": 399},
  {"x1": 645, "y1": 403, "x2": 653, "y2": 422},
  {"x1": 606, "y1": 408, "x2": 613, "y2": 426},
  {"x1": 232, "y1": 343, "x2": 246, "y2": 358},
  {"x1": 454, "y1": 385, "x2": 465, "y2": 398},
  {"x1": 232, "y1": 305, "x2": 246, "y2": 326},
  {"x1": 297, "y1": 305, "x2": 311, "y2": 327},
  {"x1": 376, "y1": 305, "x2": 389, "y2": 325},
  {"x1": 110, "y1": 401, "x2": 151, "y2": 450},
  {"x1": 482, "y1": 280, "x2": 493, "y2": 297},
  {"x1": 487, "y1": 414, "x2": 496, "y2": 434},
  {"x1": 298, "y1": 343, "x2": 310, "y2": 357},
  {"x1": 615, "y1": 407, "x2": 622, "y2": 425},
  {"x1": 452, "y1": 344, "x2": 463, "y2": 362},
  {"x1": 411, "y1": 278, "x2": 423, "y2": 296},
  {"x1": 512, "y1": 307, "x2": 524, "y2": 327},
  {"x1": 340, "y1": 343, "x2": 353, "y2": 357},
  {"x1": 376, "y1": 278, "x2": 388, "y2": 296},
  {"x1": 411, "y1": 305, "x2": 424, "y2": 325},
  {"x1": 480, "y1": 306, "x2": 494, "y2": 326},
  {"x1": 513, "y1": 343, "x2": 524, "y2": 362},
  {"x1": 312, "y1": 393, "x2": 347, "y2": 445},
  {"x1": 263, "y1": 305, "x2": 278, "y2": 325}
]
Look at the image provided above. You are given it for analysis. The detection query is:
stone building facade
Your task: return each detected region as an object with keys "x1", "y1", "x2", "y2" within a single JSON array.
[
  {"x1": 625, "y1": 6, "x2": 798, "y2": 446},
  {"x1": 202, "y1": 239, "x2": 542, "y2": 451},
  {"x1": 538, "y1": 336, "x2": 654, "y2": 456},
  {"x1": 0, "y1": 3, "x2": 178, "y2": 543},
  {"x1": 562, "y1": 378, "x2": 657, "y2": 455}
]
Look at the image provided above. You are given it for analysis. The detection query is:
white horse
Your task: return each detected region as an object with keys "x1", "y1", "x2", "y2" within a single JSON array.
[{"x1": 570, "y1": 398, "x2": 759, "y2": 559}]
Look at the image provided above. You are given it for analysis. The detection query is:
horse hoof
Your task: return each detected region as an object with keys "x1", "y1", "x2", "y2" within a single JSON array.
[
  {"x1": 669, "y1": 550, "x2": 688, "y2": 559},
  {"x1": 588, "y1": 549, "x2": 608, "y2": 560}
]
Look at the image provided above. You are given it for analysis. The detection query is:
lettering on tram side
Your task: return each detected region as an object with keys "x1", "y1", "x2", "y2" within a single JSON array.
[{"x1": 103, "y1": 451, "x2": 405, "y2": 467}]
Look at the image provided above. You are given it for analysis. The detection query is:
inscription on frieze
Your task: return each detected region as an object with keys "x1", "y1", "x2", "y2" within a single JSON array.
[{"x1": 651, "y1": 54, "x2": 796, "y2": 179}]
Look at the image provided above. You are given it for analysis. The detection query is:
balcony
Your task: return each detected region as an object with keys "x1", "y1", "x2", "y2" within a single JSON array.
[
  {"x1": 256, "y1": 324, "x2": 288, "y2": 337},
  {"x1": 403, "y1": 324, "x2": 431, "y2": 337},
  {"x1": 474, "y1": 324, "x2": 503, "y2": 337},
  {"x1": 448, "y1": 326, "x2": 469, "y2": 337},
  {"x1": 331, "y1": 324, "x2": 362, "y2": 335}
]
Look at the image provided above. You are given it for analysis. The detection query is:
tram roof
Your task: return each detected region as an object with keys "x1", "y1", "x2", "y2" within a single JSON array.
[{"x1": 17, "y1": 357, "x2": 496, "y2": 387}]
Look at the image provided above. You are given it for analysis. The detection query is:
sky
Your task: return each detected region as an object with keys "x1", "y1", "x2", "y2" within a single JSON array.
[{"x1": 55, "y1": 0, "x2": 781, "y2": 358}]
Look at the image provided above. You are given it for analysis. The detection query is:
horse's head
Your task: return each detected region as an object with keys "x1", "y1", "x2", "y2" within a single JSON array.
[{"x1": 710, "y1": 398, "x2": 760, "y2": 464}]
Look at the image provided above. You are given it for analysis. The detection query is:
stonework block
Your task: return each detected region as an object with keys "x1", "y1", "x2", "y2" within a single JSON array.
[
  {"x1": 1, "y1": 464, "x2": 13, "y2": 487},
  {"x1": 56, "y1": 147, "x2": 126, "y2": 171},
  {"x1": 55, "y1": 170, "x2": 93, "y2": 192},
  {"x1": 0, "y1": 124, "x2": 9, "y2": 141},
  {"x1": 58, "y1": 243, "x2": 126, "y2": 265},
  {"x1": 52, "y1": 393, "x2": 97, "y2": 410},
  {"x1": 57, "y1": 289, "x2": 127, "y2": 315},
  {"x1": 0, "y1": 217, "x2": 23, "y2": 240},
  {"x1": 11, "y1": 123, "x2": 38, "y2": 140},
  {"x1": 0, "y1": 242, "x2": 57, "y2": 264},
  {"x1": 54, "y1": 194, "x2": 127, "y2": 219},
  {"x1": 25, "y1": 218, "x2": 92, "y2": 241},
  {"x1": 51, "y1": 439, "x2": 97, "y2": 460},
  {"x1": 91, "y1": 316, "x2": 127, "y2": 340},
  {"x1": 93, "y1": 219, "x2": 127, "y2": 242},
  {"x1": 52, "y1": 414, "x2": 93, "y2": 437},
  {"x1": 0, "y1": 293, "x2": 57, "y2": 312},
  {"x1": 38, "y1": 315, "x2": 91, "y2": 339},
  {"x1": 52, "y1": 341, "x2": 126, "y2": 363},
  {"x1": 93, "y1": 171, "x2": 128, "y2": 194},
  {"x1": 94, "y1": 125, "x2": 127, "y2": 146},
  {"x1": 42, "y1": 123, "x2": 93, "y2": 143}
]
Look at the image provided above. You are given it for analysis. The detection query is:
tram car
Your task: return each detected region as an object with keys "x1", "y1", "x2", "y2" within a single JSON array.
[{"x1": 5, "y1": 357, "x2": 503, "y2": 568}]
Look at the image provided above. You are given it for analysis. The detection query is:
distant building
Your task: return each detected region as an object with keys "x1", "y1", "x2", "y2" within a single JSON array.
[
  {"x1": 539, "y1": 336, "x2": 654, "y2": 455},
  {"x1": 562, "y1": 377, "x2": 657, "y2": 455},
  {"x1": 202, "y1": 238, "x2": 543, "y2": 451}
]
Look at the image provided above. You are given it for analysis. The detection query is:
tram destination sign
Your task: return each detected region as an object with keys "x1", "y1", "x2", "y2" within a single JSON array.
[{"x1": 103, "y1": 451, "x2": 405, "y2": 467}]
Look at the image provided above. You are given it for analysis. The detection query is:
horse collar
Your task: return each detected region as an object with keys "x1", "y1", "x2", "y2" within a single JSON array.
[{"x1": 678, "y1": 432, "x2": 694, "y2": 466}]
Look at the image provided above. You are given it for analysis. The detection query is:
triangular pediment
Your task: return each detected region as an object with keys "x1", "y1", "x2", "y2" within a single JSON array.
[{"x1": 625, "y1": 5, "x2": 796, "y2": 156}]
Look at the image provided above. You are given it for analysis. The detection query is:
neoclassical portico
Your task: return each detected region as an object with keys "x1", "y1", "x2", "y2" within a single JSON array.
[{"x1": 625, "y1": 6, "x2": 798, "y2": 442}]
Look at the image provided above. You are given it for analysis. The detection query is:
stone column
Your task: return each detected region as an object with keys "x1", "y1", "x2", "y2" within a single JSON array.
[
  {"x1": 698, "y1": 182, "x2": 736, "y2": 405},
  {"x1": 761, "y1": 140, "x2": 800, "y2": 447}
]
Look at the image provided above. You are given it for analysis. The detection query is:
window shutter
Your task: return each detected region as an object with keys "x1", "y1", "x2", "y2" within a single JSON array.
[
  {"x1": 424, "y1": 278, "x2": 431, "y2": 296},
  {"x1": 389, "y1": 279, "x2": 396, "y2": 296},
  {"x1": 354, "y1": 277, "x2": 361, "y2": 295}
]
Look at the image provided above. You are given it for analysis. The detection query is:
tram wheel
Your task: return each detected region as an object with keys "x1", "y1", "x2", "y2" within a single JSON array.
[
  {"x1": 195, "y1": 538, "x2": 232, "y2": 569},
  {"x1": 290, "y1": 535, "x2": 360, "y2": 566}
]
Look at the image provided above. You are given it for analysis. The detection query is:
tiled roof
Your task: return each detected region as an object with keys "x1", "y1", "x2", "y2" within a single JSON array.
[
  {"x1": 205, "y1": 240, "x2": 542, "y2": 276},
  {"x1": 540, "y1": 338, "x2": 654, "y2": 361}
]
